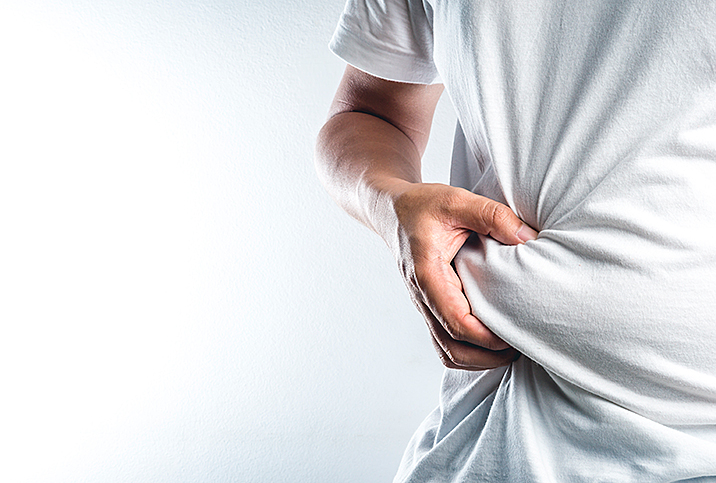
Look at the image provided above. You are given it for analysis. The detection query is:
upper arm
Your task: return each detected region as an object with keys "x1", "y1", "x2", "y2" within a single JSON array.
[{"x1": 328, "y1": 65, "x2": 444, "y2": 157}]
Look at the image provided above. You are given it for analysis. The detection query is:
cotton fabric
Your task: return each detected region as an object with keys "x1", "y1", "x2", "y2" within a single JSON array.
[{"x1": 330, "y1": 1, "x2": 716, "y2": 481}]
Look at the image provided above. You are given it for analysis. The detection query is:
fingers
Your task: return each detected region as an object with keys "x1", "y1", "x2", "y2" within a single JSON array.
[
  {"x1": 449, "y1": 190, "x2": 538, "y2": 246},
  {"x1": 411, "y1": 256, "x2": 520, "y2": 370},
  {"x1": 415, "y1": 297, "x2": 520, "y2": 370},
  {"x1": 418, "y1": 258, "x2": 510, "y2": 351}
]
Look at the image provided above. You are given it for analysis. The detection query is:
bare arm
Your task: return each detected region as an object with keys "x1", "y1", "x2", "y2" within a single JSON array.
[
  {"x1": 315, "y1": 65, "x2": 439, "y2": 234},
  {"x1": 315, "y1": 66, "x2": 537, "y2": 370}
]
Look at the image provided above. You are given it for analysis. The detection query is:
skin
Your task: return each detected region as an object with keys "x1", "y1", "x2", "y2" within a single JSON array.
[{"x1": 315, "y1": 65, "x2": 538, "y2": 370}]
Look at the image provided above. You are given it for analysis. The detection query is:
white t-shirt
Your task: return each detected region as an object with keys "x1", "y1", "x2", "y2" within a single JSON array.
[{"x1": 330, "y1": 1, "x2": 716, "y2": 481}]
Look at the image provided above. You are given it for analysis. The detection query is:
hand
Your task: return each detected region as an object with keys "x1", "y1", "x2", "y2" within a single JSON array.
[{"x1": 385, "y1": 181, "x2": 538, "y2": 370}]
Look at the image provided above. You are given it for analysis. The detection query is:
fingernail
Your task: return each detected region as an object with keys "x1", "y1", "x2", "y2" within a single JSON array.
[{"x1": 516, "y1": 224, "x2": 538, "y2": 243}]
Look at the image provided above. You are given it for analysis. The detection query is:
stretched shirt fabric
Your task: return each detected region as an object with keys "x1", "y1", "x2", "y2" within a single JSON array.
[{"x1": 331, "y1": 0, "x2": 716, "y2": 481}]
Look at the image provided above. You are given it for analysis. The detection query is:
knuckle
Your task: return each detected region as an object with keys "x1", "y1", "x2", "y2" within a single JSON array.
[
  {"x1": 488, "y1": 202, "x2": 511, "y2": 227},
  {"x1": 436, "y1": 351, "x2": 452, "y2": 367},
  {"x1": 442, "y1": 317, "x2": 462, "y2": 342},
  {"x1": 442, "y1": 347, "x2": 456, "y2": 366},
  {"x1": 443, "y1": 346, "x2": 464, "y2": 367}
]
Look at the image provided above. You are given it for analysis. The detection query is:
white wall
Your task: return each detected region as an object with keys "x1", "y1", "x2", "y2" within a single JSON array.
[{"x1": 0, "y1": 1, "x2": 456, "y2": 481}]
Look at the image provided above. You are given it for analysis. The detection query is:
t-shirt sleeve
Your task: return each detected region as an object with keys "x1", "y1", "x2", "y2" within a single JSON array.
[{"x1": 330, "y1": 0, "x2": 440, "y2": 84}]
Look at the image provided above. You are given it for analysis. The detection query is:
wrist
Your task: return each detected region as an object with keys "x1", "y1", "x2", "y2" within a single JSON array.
[{"x1": 361, "y1": 176, "x2": 417, "y2": 249}]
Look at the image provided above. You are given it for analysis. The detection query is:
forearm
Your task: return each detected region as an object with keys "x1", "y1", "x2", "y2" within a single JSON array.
[{"x1": 314, "y1": 110, "x2": 421, "y2": 241}]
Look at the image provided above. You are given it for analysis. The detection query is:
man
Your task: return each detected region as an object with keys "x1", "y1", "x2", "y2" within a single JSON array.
[{"x1": 315, "y1": 0, "x2": 716, "y2": 481}]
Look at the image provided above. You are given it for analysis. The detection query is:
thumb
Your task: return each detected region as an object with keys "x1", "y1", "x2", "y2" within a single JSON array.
[{"x1": 452, "y1": 191, "x2": 538, "y2": 245}]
